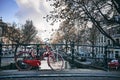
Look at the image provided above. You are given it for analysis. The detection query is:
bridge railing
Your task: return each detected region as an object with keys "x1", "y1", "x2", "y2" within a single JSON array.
[
  {"x1": 0, "y1": 43, "x2": 119, "y2": 70},
  {"x1": 0, "y1": 43, "x2": 67, "y2": 70}
]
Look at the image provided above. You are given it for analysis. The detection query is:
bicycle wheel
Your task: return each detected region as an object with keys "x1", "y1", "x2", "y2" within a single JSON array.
[
  {"x1": 15, "y1": 51, "x2": 33, "y2": 71},
  {"x1": 48, "y1": 52, "x2": 64, "y2": 71}
]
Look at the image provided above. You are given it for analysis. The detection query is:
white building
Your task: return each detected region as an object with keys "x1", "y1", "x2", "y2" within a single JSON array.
[
  {"x1": 95, "y1": 32, "x2": 106, "y2": 58},
  {"x1": 95, "y1": 24, "x2": 120, "y2": 59}
]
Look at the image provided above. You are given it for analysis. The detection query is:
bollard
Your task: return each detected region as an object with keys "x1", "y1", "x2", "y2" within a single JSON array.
[
  {"x1": 64, "y1": 61, "x2": 70, "y2": 69},
  {"x1": 65, "y1": 61, "x2": 67, "y2": 69}
]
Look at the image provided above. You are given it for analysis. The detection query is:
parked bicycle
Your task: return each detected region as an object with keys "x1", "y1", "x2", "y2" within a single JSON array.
[{"x1": 15, "y1": 39, "x2": 64, "y2": 71}]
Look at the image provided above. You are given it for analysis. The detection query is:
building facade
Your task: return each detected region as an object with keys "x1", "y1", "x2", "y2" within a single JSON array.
[{"x1": 95, "y1": 24, "x2": 120, "y2": 59}]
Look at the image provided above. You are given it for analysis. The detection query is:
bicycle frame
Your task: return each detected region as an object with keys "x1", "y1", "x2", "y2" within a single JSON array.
[
  {"x1": 15, "y1": 39, "x2": 64, "y2": 71},
  {"x1": 21, "y1": 45, "x2": 54, "y2": 67}
]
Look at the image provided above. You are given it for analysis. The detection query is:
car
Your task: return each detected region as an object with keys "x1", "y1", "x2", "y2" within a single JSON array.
[{"x1": 108, "y1": 59, "x2": 120, "y2": 70}]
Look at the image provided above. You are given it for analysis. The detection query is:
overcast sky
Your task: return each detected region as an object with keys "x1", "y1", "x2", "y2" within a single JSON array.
[{"x1": 0, "y1": 0, "x2": 59, "y2": 41}]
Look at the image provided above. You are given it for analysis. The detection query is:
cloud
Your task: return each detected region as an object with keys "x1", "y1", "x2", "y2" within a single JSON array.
[{"x1": 15, "y1": 0, "x2": 58, "y2": 40}]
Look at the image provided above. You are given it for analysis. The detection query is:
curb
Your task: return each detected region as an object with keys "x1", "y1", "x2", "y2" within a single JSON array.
[{"x1": 0, "y1": 73, "x2": 120, "y2": 79}]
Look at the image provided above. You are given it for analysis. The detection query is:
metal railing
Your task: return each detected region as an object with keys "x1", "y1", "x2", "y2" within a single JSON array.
[{"x1": 0, "y1": 43, "x2": 119, "y2": 70}]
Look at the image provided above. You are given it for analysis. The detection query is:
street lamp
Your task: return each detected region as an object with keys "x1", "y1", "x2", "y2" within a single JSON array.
[
  {"x1": 0, "y1": 17, "x2": 7, "y2": 68},
  {"x1": 0, "y1": 18, "x2": 3, "y2": 39},
  {"x1": 0, "y1": 17, "x2": 7, "y2": 42},
  {"x1": 0, "y1": 17, "x2": 3, "y2": 68}
]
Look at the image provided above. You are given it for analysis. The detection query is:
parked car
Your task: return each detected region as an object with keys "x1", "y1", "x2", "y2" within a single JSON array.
[{"x1": 108, "y1": 59, "x2": 120, "y2": 70}]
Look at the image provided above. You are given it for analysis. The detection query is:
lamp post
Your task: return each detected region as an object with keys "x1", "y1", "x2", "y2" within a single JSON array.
[
  {"x1": 0, "y1": 18, "x2": 3, "y2": 68},
  {"x1": 0, "y1": 17, "x2": 6, "y2": 68}
]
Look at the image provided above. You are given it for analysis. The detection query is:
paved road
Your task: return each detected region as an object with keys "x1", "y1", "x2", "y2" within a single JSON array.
[{"x1": 0, "y1": 69, "x2": 120, "y2": 80}]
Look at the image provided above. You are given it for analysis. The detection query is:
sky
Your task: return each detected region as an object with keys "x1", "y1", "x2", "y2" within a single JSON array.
[{"x1": 0, "y1": 0, "x2": 59, "y2": 41}]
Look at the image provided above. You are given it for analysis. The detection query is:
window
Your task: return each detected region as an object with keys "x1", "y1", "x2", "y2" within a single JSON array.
[
  {"x1": 116, "y1": 38, "x2": 119, "y2": 44},
  {"x1": 108, "y1": 40, "x2": 110, "y2": 45}
]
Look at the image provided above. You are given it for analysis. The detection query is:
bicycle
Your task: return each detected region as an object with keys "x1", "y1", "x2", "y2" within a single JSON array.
[{"x1": 15, "y1": 40, "x2": 64, "y2": 71}]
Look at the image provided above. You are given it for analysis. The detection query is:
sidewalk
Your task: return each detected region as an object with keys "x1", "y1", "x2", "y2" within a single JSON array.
[
  {"x1": 0, "y1": 69, "x2": 120, "y2": 79},
  {"x1": 0, "y1": 59, "x2": 120, "y2": 80}
]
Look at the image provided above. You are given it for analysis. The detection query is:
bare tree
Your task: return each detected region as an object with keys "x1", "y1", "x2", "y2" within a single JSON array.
[
  {"x1": 22, "y1": 20, "x2": 38, "y2": 44},
  {"x1": 58, "y1": 20, "x2": 76, "y2": 42},
  {"x1": 45, "y1": 0, "x2": 120, "y2": 46},
  {"x1": 111, "y1": 0, "x2": 120, "y2": 14},
  {"x1": 5, "y1": 20, "x2": 37, "y2": 55},
  {"x1": 6, "y1": 20, "x2": 37, "y2": 44},
  {"x1": 5, "y1": 23, "x2": 22, "y2": 44}
]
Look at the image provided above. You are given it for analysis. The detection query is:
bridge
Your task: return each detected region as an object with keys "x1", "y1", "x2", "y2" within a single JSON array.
[
  {"x1": 0, "y1": 69, "x2": 120, "y2": 80},
  {"x1": 0, "y1": 57, "x2": 120, "y2": 80},
  {"x1": 0, "y1": 43, "x2": 120, "y2": 80}
]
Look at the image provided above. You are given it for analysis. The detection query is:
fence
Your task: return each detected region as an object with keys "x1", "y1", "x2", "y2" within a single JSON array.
[
  {"x1": 0, "y1": 43, "x2": 67, "y2": 70},
  {"x1": 0, "y1": 43, "x2": 119, "y2": 70}
]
